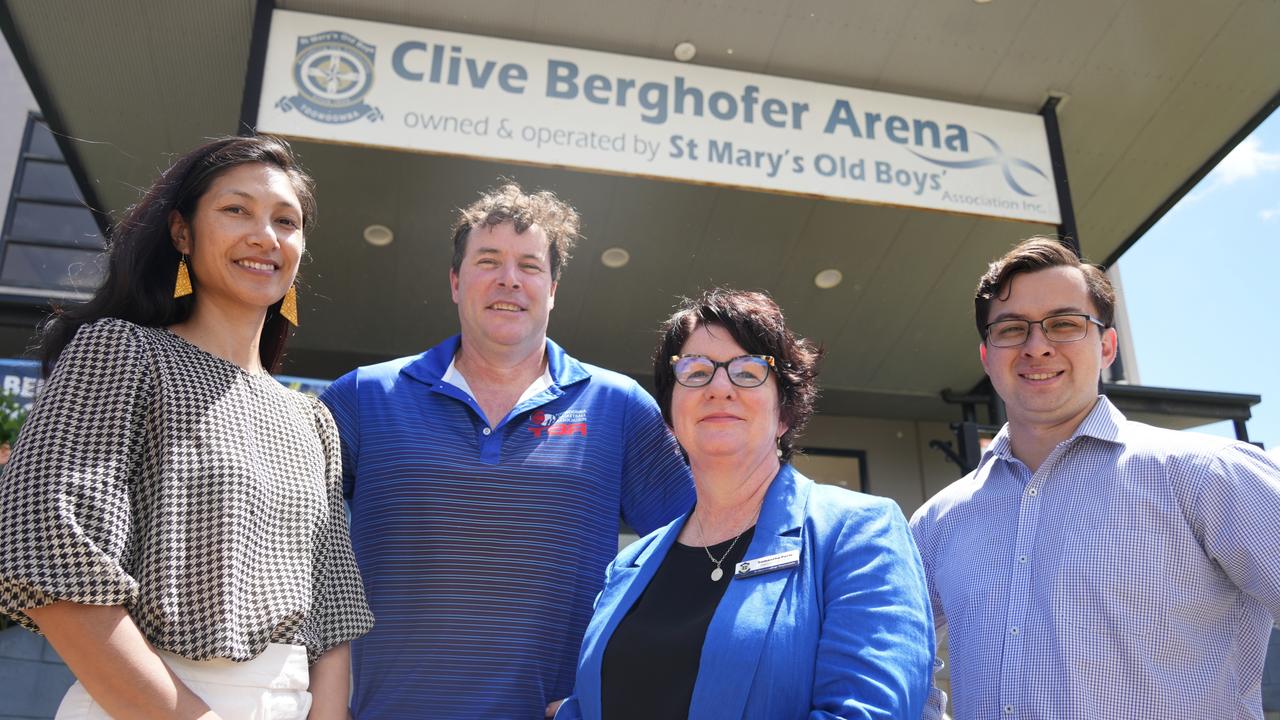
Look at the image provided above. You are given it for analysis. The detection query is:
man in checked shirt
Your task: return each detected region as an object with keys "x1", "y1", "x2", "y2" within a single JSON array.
[{"x1": 910, "y1": 236, "x2": 1280, "y2": 719}]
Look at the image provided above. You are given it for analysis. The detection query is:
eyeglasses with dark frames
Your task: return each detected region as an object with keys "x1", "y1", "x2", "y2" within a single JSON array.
[
  {"x1": 984, "y1": 313, "x2": 1107, "y2": 348},
  {"x1": 670, "y1": 354, "x2": 775, "y2": 388}
]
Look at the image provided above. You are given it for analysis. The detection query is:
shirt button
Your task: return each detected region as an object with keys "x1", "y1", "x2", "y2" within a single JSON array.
[
  {"x1": 482, "y1": 427, "x2": 492, "y2": 436},
  {"x1": 1004, "y1": 705, "x2": 1014, "y2": 715},
  {"x1": 1010, "y1": 627, "x2": 1020, "y2": 635},
  {"x1": 1018, "y1": 555, "x2": 1028, "y2": 563},
  {"x1": 1028, "y1": 488, "x2": 1038, "y2": 496}
]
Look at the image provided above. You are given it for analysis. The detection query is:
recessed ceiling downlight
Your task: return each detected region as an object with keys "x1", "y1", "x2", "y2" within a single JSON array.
[
  {"x1": 814, "y1": 268, "x2": 843, "y2": 289},
  {"x1": 601, "y1": 247, "x2": 631, "y2": 268},
  {"x1": 673, "y1": 41, "x2": 697, "y2": 62},
  {"x1": 363, "y1": 224, "x2": 394, "y2": 247}
]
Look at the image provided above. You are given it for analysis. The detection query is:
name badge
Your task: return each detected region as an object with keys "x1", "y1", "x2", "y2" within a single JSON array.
[{"x1": 734, "y1": 549, "x2": 800, "y2": 578}]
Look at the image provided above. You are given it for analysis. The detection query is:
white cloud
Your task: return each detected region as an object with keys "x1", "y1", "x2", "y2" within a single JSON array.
[
  {"x1": 1184, "y1": 135, "x2": 1280, "y2": 204},
  {"x1": 1212, "y1": 136, "x2": 1280, "y2": 184},
  {"x1": 1260, "y1": 205, "x2": 1280, "y2": 222}
]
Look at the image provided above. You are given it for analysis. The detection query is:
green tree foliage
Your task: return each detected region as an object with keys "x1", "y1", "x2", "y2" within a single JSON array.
[{"x1": 0, "y1": 390, "x2": 28, "y2": 448}]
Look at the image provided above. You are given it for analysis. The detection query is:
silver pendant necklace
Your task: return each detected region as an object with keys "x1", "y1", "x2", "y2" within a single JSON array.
[{"x1": 694, "y1": 512, "x2": 746, "y2": 582}]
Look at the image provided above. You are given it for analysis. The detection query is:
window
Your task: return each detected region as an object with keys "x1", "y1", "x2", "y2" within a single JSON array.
[
  {"x1": 792, "y1": 448, "x2": 868, "y2": 493},
  {"x1": 0, "y1": 115, "x2": 104, "y2": 296}
]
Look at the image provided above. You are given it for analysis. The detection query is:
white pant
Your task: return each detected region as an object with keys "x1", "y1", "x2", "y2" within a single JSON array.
[{"x1": 55, "y1": 643, "x2": 312, "y2": 720}]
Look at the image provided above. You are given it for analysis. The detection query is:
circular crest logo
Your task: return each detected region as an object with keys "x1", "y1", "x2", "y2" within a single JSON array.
[
  {"x1": 276, "y1": 30, "x2": 383, "y2": 124},
  {"x1": 531, "y1": 410, "x2": 557, "y2": 427}
]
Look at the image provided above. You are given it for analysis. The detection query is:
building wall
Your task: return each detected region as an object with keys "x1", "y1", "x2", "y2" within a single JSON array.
[
  {"x1": 802, "y1": 415, "x2": 963, "y2": 517},
  {"x1": 1105, "y1": 264, "x2": 1142, "y2": 385},
  {"x1": 0, "y1": 625, "x2": 73, "y2": 719},
  {"x1": 1268, "y1": 628, "x2": 1280, "y2": 718},
  {"x1": 1, "y1": 33, "x2": 38, "y2": 234}
]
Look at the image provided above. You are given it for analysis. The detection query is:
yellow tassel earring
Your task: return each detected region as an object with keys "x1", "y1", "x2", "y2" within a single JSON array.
[
  {"x1": 173, "y1": 255, "x2": 193, "y2": 298},
  {"x1": 279, "y1": 285, "x2": 299, "y2": 326}
]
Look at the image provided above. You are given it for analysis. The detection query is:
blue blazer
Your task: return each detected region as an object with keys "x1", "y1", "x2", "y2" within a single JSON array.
[{"x1": 557, "y1": 465, "x2": 933, "y2": 720}]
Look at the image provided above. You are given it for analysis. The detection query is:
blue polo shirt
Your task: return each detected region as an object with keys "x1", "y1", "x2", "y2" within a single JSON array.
[{"x1": 321, "y1": 336, "x2": 694, "y2": 719}]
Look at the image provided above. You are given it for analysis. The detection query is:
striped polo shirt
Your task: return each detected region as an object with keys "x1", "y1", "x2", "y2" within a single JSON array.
[{"x1": 321, "y1": 335, "x2": 694, "y2": 719}]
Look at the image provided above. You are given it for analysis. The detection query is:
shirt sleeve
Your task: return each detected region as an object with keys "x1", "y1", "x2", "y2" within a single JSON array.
[
  {"x1": 297, "y1": 398, "x2": 374, "y2": 663},
  {"x1": 908, "y1": 510, "x2": 950, "y2": 720},
  {"x1": 1190, "y1": 442, "x2": 1280, "y2": 620},
  {"x1": 811, "y1": 499, "x2": 934, "y2": 720},
  {"x1": 618, "y1": 382, "x2": 694, "y2": 536},
  {"x1": 319, "y1": 370, "x2": 360, "y2": 501},
  {"x1": 0, "y1": 319, "x2": 151, "y2": 628}
]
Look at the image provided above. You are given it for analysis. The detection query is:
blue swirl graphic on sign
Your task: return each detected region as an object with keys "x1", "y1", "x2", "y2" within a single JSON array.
[
  {"x1": 907, "y1": 132, "x2": 1049, "y2": 197},
  {"x1": 277, "y1": 30, "x2": 382, "y2": 124}
]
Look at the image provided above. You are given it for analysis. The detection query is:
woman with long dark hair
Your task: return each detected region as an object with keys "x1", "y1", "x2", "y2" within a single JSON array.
[{"x1": 0, "y1": 135, "x2": 373, "y2": 719}]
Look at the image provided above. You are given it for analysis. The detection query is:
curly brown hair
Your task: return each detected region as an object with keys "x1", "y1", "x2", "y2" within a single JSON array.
[
  {"x1": 653, "y1": 288, "x2": 823, "y2": 462},
  {"x1": 450, "y1": 182, "x2": 580, "y2": 281}
]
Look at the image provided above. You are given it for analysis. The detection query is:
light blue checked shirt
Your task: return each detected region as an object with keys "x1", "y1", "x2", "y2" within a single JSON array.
[{"x1": 911, "y1": 396, "x2": 1280, "y2": 719}]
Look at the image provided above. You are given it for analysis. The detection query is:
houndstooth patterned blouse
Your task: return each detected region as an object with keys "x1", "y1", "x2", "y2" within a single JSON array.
[{"x1": 0, "y1": 318, "x2": 373, "y2": 662}]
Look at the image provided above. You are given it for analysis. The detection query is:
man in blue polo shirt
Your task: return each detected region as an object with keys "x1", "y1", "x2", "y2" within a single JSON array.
[{"x1": 321, "y1": 183, "x2": 694, "y2": 719}]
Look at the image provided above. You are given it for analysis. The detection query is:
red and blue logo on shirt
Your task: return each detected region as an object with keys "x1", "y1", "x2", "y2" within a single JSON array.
[{"x1": 529, "y1": 409, "x2": 587, "y2": 438}]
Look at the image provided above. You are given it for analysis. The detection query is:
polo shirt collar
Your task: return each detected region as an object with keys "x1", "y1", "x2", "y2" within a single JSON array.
[{"x1": 400, "y1": 334, "x2": 591, "y2": 389}]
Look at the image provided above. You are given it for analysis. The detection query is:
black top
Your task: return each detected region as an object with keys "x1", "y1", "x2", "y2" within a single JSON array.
[{"x1": 601, "y1": 526, "x2": 756, "y2": 720}]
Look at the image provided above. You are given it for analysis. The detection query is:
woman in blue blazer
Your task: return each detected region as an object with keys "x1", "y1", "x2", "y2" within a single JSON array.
[{"x1": 555, "y1": 289, "x2": 933, "y2": 720}]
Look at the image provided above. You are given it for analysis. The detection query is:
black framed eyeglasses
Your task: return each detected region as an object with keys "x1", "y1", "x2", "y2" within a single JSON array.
[
  {"x1": 984, "y1": 313, "x2": 1107, "y2": 348},
  {"x1": 670, "y1": 354, "x2": 775, "y2": 388}
]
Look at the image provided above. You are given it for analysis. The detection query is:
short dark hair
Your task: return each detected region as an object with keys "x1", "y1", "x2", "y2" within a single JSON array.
[
  {"x1": 450, "y1": 182, "x2": 580, "y2": 281},
  {"x1": 653, "y1": 288, "x2": 822, "y2": 462},
  {"x1": 38, "y1": 134, "x2": 315, "y2": 374},
  {"x1": 974, "y1": 237, "x2": 1116, "y2": 339}
]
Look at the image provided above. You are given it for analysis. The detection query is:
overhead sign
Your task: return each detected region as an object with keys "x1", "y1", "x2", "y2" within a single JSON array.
[
  {"x1": 0, "y1": 359, "x2": 45, "y2": 408},
  {"x1": 258, "y1": 10, "x2": 1061, "y2": 224}
]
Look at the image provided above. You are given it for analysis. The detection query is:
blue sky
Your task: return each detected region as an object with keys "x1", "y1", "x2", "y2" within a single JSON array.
[{"x1": 1116, "y1": 110, "x2": 1280, "y2": 450}]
